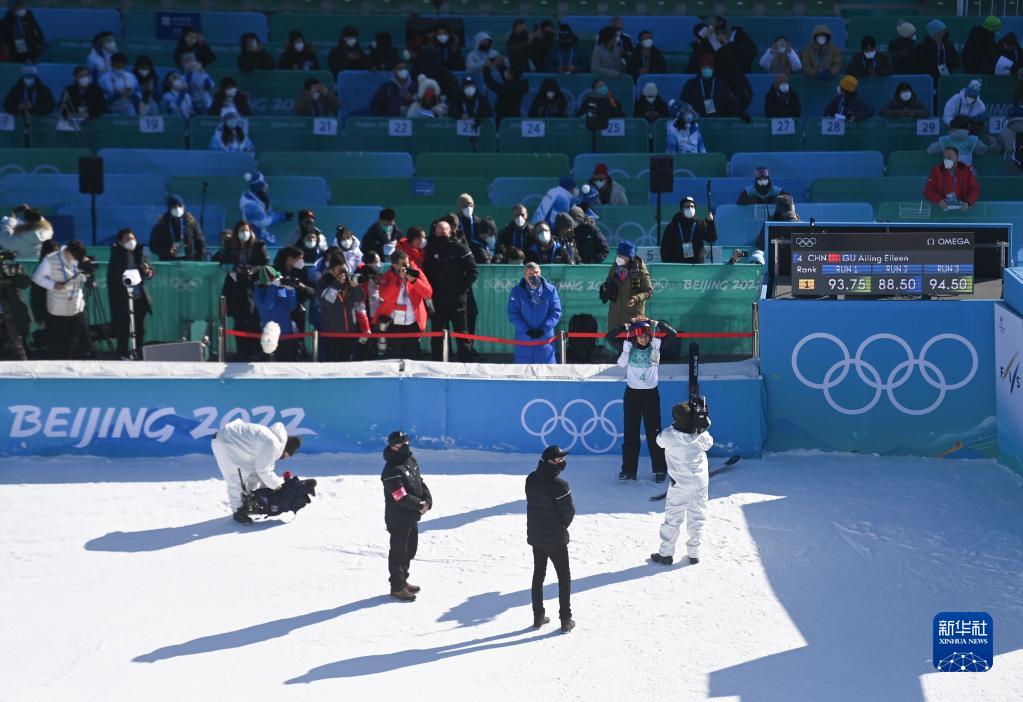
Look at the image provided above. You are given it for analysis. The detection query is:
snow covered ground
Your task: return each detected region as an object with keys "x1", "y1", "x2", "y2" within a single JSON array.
[{"x1": 1, "y1": 450, "x2": 1021, "y2": 702}]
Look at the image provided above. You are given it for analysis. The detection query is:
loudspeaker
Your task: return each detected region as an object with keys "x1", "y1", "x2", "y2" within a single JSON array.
[
  {"x1": 649, "y1": 156, "x2": 674, "y2": 193},
  {"x1": 78, "y1": 155, "x2": 104, "y2": 195}
]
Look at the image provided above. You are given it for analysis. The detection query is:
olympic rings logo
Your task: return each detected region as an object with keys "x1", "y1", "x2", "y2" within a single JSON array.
[
  {"x1": 520, "y1": 398, "x2": 622, "y2": 453},
  {"x1": 168, "y1": 277, "x2": 202, "y2": 293},
  {"x1": 791, "y1": 333, "x2": 978, "y2": 416},
  {"x1": 793, "y1": 237, "x2": 817, "y2": 247}
]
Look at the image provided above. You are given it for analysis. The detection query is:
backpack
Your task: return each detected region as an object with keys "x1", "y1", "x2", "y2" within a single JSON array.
[{"x1": 567, "y1": 313, "x2": 599, "y2": 363}]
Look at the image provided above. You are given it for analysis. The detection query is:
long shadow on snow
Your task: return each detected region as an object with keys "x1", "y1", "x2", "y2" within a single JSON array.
[
  {"x1": 133, "y1": 595, "x2": 390, "y2": 663},
  {"x1": 419, "y1": 500, "x2": 526, "y2": 533},
  {"x1": 85, "y1": 517, "x2": 285, "y2": 552},
  {"x1": 705, "y1": 459, "x2": 1023, "y2": 702},
  {"x1": 285, "y1": 627, "x2": 561, "y2": 684}
]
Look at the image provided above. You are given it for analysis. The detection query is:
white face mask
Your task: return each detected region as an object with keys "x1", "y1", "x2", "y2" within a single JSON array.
[
  {"x1": 545, "y1": 90, "x2": 555, "y2": 99},
  {"x1": 464, "y1": 86, "x2": 476, "y2": 97},
  {"x1": 294, "y1": 41, "x2": 305, "y2": 52},
  {"x1": 615, "y1": 256, "x2": 627, "y2": 266},
  {"x1": 171, "y1": 206, "x2": 185, "y2": 218},
  {"x1": 396, "y1": 69, "x2": 409, "y2": 80},
  {"x1": 226, "y1": 87, "x2": 238, "y2": 97},
  {"x1": 864, "y1": 50, "x2": 877, "y2": 59},
  {"x1": 344, "y1": 37, "x2": 357, "y2": 47},
  {"x1": 78, "y1": 76, "x2": 91, "y2": 87},
  {"x1": 779, "y1": 82, "x2": 790, "y2": 93},
  {"x1": 642, "y1": 38, "x2": 653, "y2": 48},
  {"x1": 414, "y1": 238, "x2": 427, "y2": 249},
  {"x1": 683, "y1": 207, "x2": 696, "y2": 219},
  {"x1": 173, "y1": 79, "x2": 186, "y2": 91},
  {"x1": 239, "y1": 230, "x2": 252, "y2": 242},
  {"x1": 514, "y1": 215, "x2": 526, "y2": 227},
  {"x1": 943, "y1": 158, "x2": 954, "y2": 169},
  {"x1": 537, "y1": 230, "x2": 551, "y2": 244},
  {"x1": 123, "y1": 239, "x2": 137, "y2": 251},
  {"x1": 593, "y1": 179, "x2": 606, "y2": 189},
  {"x1": 899, "y1": 91, "x2": 912, "y2": 101},
  {"x1": 965, "y1": 96, "x2": 977, "y2": 105},
  {"x1": 136, "y1": 68, "x2": 151, "y2": 78},
  {"x1": 645, "y1": 95, "x2": 656, "y2": 103},
  {"x1": 462, "y1": 206, "x2": 473, "y2": 217},
  {"x1": 340, "y1": 238, "x2": 353, "y2": 250},
  {"x1": 815, "y1": 35, "x2": 827, "y2": 46},
  {"x1": 15, "y1": 8, "x2": 26, "y2": 17},
  {"x1": 23, "y1": 77, "x2": 34, "y2": 86},
  {"x1": 304, "y1": 238, "x2": 317, "y2": 249},
  {"x1": 437, "y1": 34, "x2": 449, "y2": 44},
  {"x1": 293, "y1": 258, "x2": 305, "y2": 270},
  {"x1": 104, "y1": 41, "x2": 117, "y2": 53},
  {"x1": 756, "y1": 178, "x2": 770, "y2": 187}
]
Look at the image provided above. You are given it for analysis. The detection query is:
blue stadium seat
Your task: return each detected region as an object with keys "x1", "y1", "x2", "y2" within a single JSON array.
[
  {"x1": 738, "y1": 17, "x2": 847, "y2": 51},
  {"x1": 647, "y1": 177, "x2": 810, "y2": 206},
  {"x1": 1, "y1": 174, "x2": 166, "y2": 210},
  {"x1": 574, "y1": 152, "x2": 728, "y2": 179},
  {"x1": 33, "y1": 9, "x2": 122, "y2": 40},
  {"x1": 122, "y1": 11, "x2": 269, "y2": 44},
  {"x1": 264, "y1": 205, "x2": 384, "y2": 243},
  {"x1": 337, "y1": 71, "x2": 388, "y2": 120},
  {"x1": 717, "y1": 202, "x2": 874, "y2": 222},
  {"x1": 97, "y1": 149, "x2": 257, "y2": 177},
  {"x1": 56, "y1": 205, "x2": 227, "y2": 245},
  {"x1": 730, "y1": 151, "x2": 884, "y2": 180},
  {"x1": 258, "y1": 151, "x2": 414, "y2": 178}
]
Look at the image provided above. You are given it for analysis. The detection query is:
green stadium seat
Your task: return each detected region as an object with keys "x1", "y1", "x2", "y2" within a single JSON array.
[
  {"x1": 28, "y1": 115, "x2": 188, "y2": 151},
  {"x1": 410, "y1": 0, "x2": 447, "y2": 14},
  {"x1": 0, "y1": 115, "x2": 23, "y2": 148},
  {"x1": 258, "y1": 151, "x2": 414, "y2": 178},
  {"x1": 268, "y1": 13, "x2": 404, "y2": 46},
  {"x1": 207, "y1": 69, "x2": 335, "y2": 116},
  {"x1": 924, "y1": 0, "x2": 957, "y2": 13},
  {"x1": 574, "y1": 152, "x2": 728, "y2": 179},
  {"x1": 803, "y1": 117, "x2": 893, "y2": 153},
  {"x1": 0, "y1": 148, "x2": 89, "y2": 176},
  {"x1": 653, "y1": 118, "x2": 804, "y2": 158},
  {"x1": 724, "y1": 0, "x2": 757, "y2": 16},
  {"x1": 500, "y1": 118, "x2": 650, "y2": 160},
  {"x1": 685, "y1": 0, "x2": 715, "y2": 17},
  {"x1": 810, "y1": 176, "x2": 928, "y2": 208},
  {"x1": 417, "y1": 152, "x2": 570, "y2": 179},
  {"x1": 191, "y1": 115, "x2": 344, "y2": 152},
  {"x1": 374, "y1": 0, "x2": 405, "y2": 14},
  {"x1": 803, "y1": 0, "x2": 837, "y2": 15},
  {"x1": 329, "y1": 177, "x2": 491, "y2": 206},
  {"x1": 886, "y1": 150, "x2": 1011, "y2": 177},
  {"x1": 342, "y1": 117, "x2": 497, "y2": 156},
  {"x1": 763, "y1": 0, "x2": 796, "y2": 17},
  {"x1": 489, "y1": 0, "x2": 527, "y2": 15}
]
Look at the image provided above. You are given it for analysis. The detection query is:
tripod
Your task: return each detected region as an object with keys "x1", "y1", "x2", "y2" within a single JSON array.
[
  {"x1": 125, "y1": 286, "x2": 140, "y2": 360},
  {"x1": 0, "y1": 292, "x2": 28, "y2": 360}
]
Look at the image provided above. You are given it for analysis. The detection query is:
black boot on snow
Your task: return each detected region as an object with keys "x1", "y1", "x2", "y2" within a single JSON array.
[
  {"x1": 688, "y1": 557, "x2": 699, "y2": 565},
  {"x1": 533, "y1": 614, "x2": 550, "y2": 630},
  {"x1": 654, "y1": 472, "x2": 666, "y2": 483},
  {"x1": 233, "y1": 507, "x2": 253, "y2": 525},
  {"x1": 650, "y1": 553, "x2": 673, "y2": 565},
  {"x1": 560, "y1": 618, "x2": 576, "y2": 633}
]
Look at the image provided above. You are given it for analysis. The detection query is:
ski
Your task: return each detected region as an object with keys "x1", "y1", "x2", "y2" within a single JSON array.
[{"x1": 648, "y1": 456, "x2": 741, "y2": 501}]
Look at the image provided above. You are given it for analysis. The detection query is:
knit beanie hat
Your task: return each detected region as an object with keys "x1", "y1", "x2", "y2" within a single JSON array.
[
  {"x1": 558, "y1": 175, "x2": 576, "y2": 191},
  {"x1": 927, "y1": 19, "x2": 946, "y2": 38},
  {"x1": 983, "y1": 15, "x2": 1002, "y2": 32},
  {"x1": 839, "y1": 75, "x2": 858, "y2": 93},
  {"x1": 896, "y1": 20, "x2": 916, "y2": 39},
  {"x1": 244, "y1": 171, "x2": 268, "y2": 191},
  {"x1": 554, "y1": 212, "x2": 575, "y2": 233},
  {"x1": 617, "y1": 240, "x2": 636, "y2": 258}
]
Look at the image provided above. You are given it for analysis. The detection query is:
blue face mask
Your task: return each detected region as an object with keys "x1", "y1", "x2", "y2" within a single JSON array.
[
  {"x1": 596, "y1": 85, "x2": 609, "y2": 96},
  {"x1": 701, "y1": 67, "x2": 713, "y2": 79}
]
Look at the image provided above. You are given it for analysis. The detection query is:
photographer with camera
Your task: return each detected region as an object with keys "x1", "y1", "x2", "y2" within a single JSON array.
[
  {"x1": 374, "y1": 250, "x2": 432, "y2": 360},
  {"x1": 31, "y1": 239, "x2": 93, "y2": 360},
  {"x1": 107, "y1": 228, "x2": 154, "y2": 359},
  {"x1": 0, "y1": 247, "x2": 32, "y2": 360},
  {"x1": 269, "y1": 246, "x2": 315, "y2": 362}
]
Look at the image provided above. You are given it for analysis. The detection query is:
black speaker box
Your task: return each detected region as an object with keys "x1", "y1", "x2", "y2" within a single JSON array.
[
  {"x1": 78, "y1": 155, "x2": 104, "y2": 195},
  {"x1": 649, "y1": 156, "x2": 674, "y2": 194}
]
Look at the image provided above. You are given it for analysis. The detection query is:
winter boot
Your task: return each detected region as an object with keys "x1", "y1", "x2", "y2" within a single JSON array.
[
  {"x1": 654, "y1": 472, "x2": 666, "y2": 483},
  {"x1": 618, "y1": 470, "x2": 629, "y2": 481},
  {"x1": 390, "y1": 589, "x2": 416, "y2": 602},
  {"x1": 650, "y1": 552, "x2": 673, "y2": 565},
  {"x1": 532, "y1": 614, "x2": 550, "y2": 630},
  {"x1": 232, "y1": 507, "x2": 253, "y2": 525},
  {"x1": 560, "y1": 618, "x2": 576, "y2": 633},
  {"x1": 688, "y1": 556, "x2": 700, "y2": 565},
  {"x1": 405, "y1": 583, "x2": 421, "y2": 594}
]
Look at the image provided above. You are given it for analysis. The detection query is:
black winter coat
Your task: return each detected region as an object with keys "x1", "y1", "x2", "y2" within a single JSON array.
[
  {"x1": 106, "y1": 244, "x2": 153, "y2": 331},
  {"x1": 0, "y1": 8, "x2": 45, "y2": 62},
  {"x1": 681, "y1": 77, "x2": 741, "y2": 118},
  {"x1": 962, "y1": 25, "x2": 997, "y2": 74},
  {"x1": 661, "y1": 212, "x2": 717, "y2": 263},
  {"x1": 423, "y1": 236, "x2": 478, "y2": 304},
  {"x1": 526, "y1": 460, "x2": 575, "y2": 547},
  {"x1": 912, "y1": 35, "x2": 961, "y2": 85},
  {"x1": 150, "y1": 212, "x2": 206, "y2": 261},
  {"x1": 214, "y1": 241, "x2": 269, "y2": 325},
  {"x1": 764, "y1": 86, "x2": 801, "y2": 118},
  {"x1": 381, "y1": 446, "x2": 433, "y2": 529},
  {"x1": 482, "y1": 65, "x2": 529, "y2": 124},
  {"x1": 573, "y1": 219, "x2": 610, "y2": 264}
]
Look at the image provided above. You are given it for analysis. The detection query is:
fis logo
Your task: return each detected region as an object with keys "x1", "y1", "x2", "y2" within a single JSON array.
[
  {"x1": 1001, "y1": 352, "x2": 1021, "y2": 395},
  {"x1": 798, "y1": 279, "x2": 816, "y2": 290},
  {"x1": 792, "y1": 253, "x2": 803, "y2": 263}
]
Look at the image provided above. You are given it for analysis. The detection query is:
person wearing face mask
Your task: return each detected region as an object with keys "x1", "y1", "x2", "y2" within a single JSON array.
[
  {"x1": 451, "y1": 75, "x2": 493, "y2": 122},
  {"x1": 455, "y1": 193, "x2": 486, "y2": 252},
  {"x1": 824, "y1": 75, "x2": 876, "y2": 122},
  {"x1": 396, "y1": 226, "x2": 427, "y2": 267},
  {"x1": 567, "y1": 206, "x2": 609, "y2": 264},
  {"x1": 482, "y1": 56, "x2": 528, "y2": 125},
  {"x1": 362, "y1": 30, "x2": 397, "y2": 72},
  {"x1": 466, "y1": 31, "x2": 501, "y2": 74},
  {"x1": 912, "y1": 19, "x2": 962, "y2": 86},
  {"x1": 467, "y1": 215, "x2": 500, "y2": 265},
  {"x1": 505, "y1": 19, "x2": 530, "y2": 76},
  {"x1": 279, "y1": 30, "x2": 319, "y2": 71},
  {"x1": 528, "y1": 19, "x2": 556, "y2": 71},
  {"x1": 98, "y1": 52, "x2": 142, "y2": 115},
  {"x1": 373, "y1": 250, "x2": 433, "y2": 360},
  {"x1": 333, "y1": 226, "x2": 364, "y2": 275},
  {"x1": 625, "y1": 30, "x2": 666, "y2": 80},
  {"x1": 328, "y1": 25, "x2": 369, "y2": 77},
  {"x1": 661, "y1": 196, "x2": 717, "y2": 263},
  {"x1": 429, "y1": 21, "x2": 465, "y2": 73},
  {"x1": 292, "y1": 210, "x2": 328, "y2": 264},
  {"x1": 600, "y1": 240, "x2": 653, "y2": 346},
  {"x1": 32, "y1": 240, "x2": 92, "y2": 360},
  {"x1": 174, "y1": 27, "x2": 215, "y2": 70},
  {"x1": 574, "y1": 78, "x2": 626, "y2": 118},
  {"x1": 526, "y1": 221, "x2": 562, "y2": 264},
  {"x1": 801, "y1": 24, "x2": 842, "y2": 80},
  {"x1": 738, "y1": 167, "x2": 785, "y2": 206},
  {"x1": 316, "y1": 251, "x2": 371, "y2": 362},
  {"x1": 3, "y1": 63, "x2": 53, "y2": 116},
  {"x1": 59, "y1": 65, "x2": 106, "y2": 123},
  {"x1": 666, "y1": 101, "x2": 707, "y2": 154},
  {"x1": 159, "y1": 71, "x2": 195, "y2": 119},
  {"x1": 681, "y1": 54, "x2": 743, "y2": 118},
  {"x1": 150, "y1": 195, "x2": 206, "y2": 262},
  {"x1": 214, "y1": 221, "x2": 269, "y2": 361},
  {"x1": 352, "y1": 251, "x2": 385, "y2": 348},
  {"x1": 587, "y1": 163, "x2": 628, "y2": 206},
  {"x1": 381, "y1": 431, "x2": 433, "y2": 601},
  {"x1": 177, "y1": 52, "x2": 215, "y2": 115},
  {"x1": 927, "y1": 115, "x2": 989, "y2": 166},
  {"x1": 528, "y1": 77, "x2": 568, "y2": 118},
  {"x1": 507, "y1": 261, "x2": 561, "y2": 364},
  {"x1": 1, "y1": 204, "x2": 52, "y2": 260},
  {"x1": 295, "y1": 77, "x2": 340, "y2": 117},
  {"x1": 423, "y1": 219, "x2": 478, "y2": 362},
  {"x1": 941, "y1": 79, "x2": 986, "y2": 133},
  {"x1": 237, "y1": 32, "x2": 277, "y2": 73},
  {"x1": 880, "y1": 81, "x2": 930, "y2": 119},
  {"x1": 360, "y1": 209, "x2": 398, "y2": 259},
  {"x1": 764, "y1": 73, "x2": 802, "y2": 118},
  {"x1": 0, "y1": 0, "x2": 44, "y2": 63},
  {"x1": 634, "y1": 81, "x2": 668, "y2": 124},
  {"x1": 849, "y1": 36, "x2": 893, "y2": 78},
  {"x1": 132, "y1": 55, "x2": 161, "y2": 115},
  {"x1": 526, "y1": 444, "x2": 575, "y2": 632},
  {"x1": 591, "y1": 25, "x2": 624, "y2": 80},
  {"x1": 531, "y1": 175, "x2": 578, "y2": 228},
  {"x1": 86, "y1": 31, "x2": 117, "y2": 80},
  {"x1": 963, "y1": 15, "x2": 1001, "y2": 74},
  {"x1": 106, "y1": 228, "x2": 154, "y2": 359},
  {"x1": 759, "y1": 36, "x2": 802, "y2": 77},
  {"x1": 925, "y1": 146, "x2": 980, "y2": 211},
  {"x1": 544, "y1": 23, "x2": 585, "y2": 74},
  {"x1": 889, "y1": 19, "x2": 918, "y2": 74},
  {"x1": 211, "y1": 76, "x2": 251, "y2": 116},
  {"x1": 274, "y1": 245, "x2": 317, "y2": 360},
  {"x1": 371, "y1": 61, "x2": 415, "y2": 116},
  {"x1": 497, "y1": 205, "x2": 532, "y2": 263},
  {"x1": 1001, "y1": 79, "x2": 1023, "y2": 165},
  {"x1": 209, "y1": 108, "x2": 255, "y2": 152},
  {"x1": 407, "y1": 76, "x2": 447, "y2": 118}
]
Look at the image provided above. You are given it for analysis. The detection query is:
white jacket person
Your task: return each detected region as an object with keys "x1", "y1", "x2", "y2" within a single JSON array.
[
  {"x1": 653, "y1": 415, "x2": 713, "y2": 563},
  {"x1": 211, "y1": 419, "x2": 294, "y2": 513}
]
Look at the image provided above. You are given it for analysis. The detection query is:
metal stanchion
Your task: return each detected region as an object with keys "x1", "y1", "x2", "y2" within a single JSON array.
[
  {"x1": 752, "y1": 302, "x2": 761, "y2": 359},
  {"x1": 312, "y1": 331, "x2": 319, "y2": 362},
  {"x1": 217, "y1": 327, "x2": 225, "y2": 363},
  {"x1": 442, "y1": 329, "x2": 450, "y2": 363},
  {"x1": 560, "y1": 331, "x2": 568, "y2": 365}
]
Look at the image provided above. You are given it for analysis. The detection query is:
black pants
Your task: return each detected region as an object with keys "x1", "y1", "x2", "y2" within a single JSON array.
[
  {"x1": 322, "y1": 337, "x2": 355, "y2": 362},
  {"x1": 48, "y1": 312, "x2": 91, "y2": 360},
  {"x1": 622, "y1": 386, "x2": 667, "y2": 476},
  {"x1": 113, "y1": 302, "x2": 147, "y2": 358},
  {"x1": 430, "y1": 297, "x2": 473, "y2": 362},
  {"x1": 388, "y1": 322, "x2": 421, "y2": 360},
  {"x1": 387, "y1": 523, "x2": 419, "y2": 591},
  {"x1": 531, "y1": 543, "x2": 572, "y2": 620},
  {"x1": 267, "y1": 338, "x2": 300, "y2": 362}
]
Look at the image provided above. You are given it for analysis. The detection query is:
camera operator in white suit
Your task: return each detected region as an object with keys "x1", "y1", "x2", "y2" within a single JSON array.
[{"x1": 211, "y1": 419, "x2": 302, "y2": 523}]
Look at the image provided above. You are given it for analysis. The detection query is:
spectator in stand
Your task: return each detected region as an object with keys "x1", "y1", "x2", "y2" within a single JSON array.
[
  {"x1": 370, "y1": 63, "x2": 415, "y2": 117},
  {"x1": 211, "y1": 76, "x2": 251, "y2": 116},
  {"x1": 529, "y1": 20, "x2": 556, "y2": 72},
  {"x1": 374, "y1": 249, "x2": 432, "y2": 360},
  {"x1": 963, "y1": 15, "x2": 1001, "y2": 74},
  {"x1": 575, "y1": 78, "x2": 626, "y2": 118},
  {"x1": 925, "y1": 147, "x2": 980, "y2": 211},
  {"x1": 150, "y1": 195, "x2": 206, "y2": 261},
  {"x1": 1002, "y1": 79, "x2": 1023, "y2": 163},
  {"x1": 279, "y1": 30, "x2": 319, "y2": 71},
  {"x1": 666, "y1": 103, "x2": 706, "y2": 154},
  {"x1": 914, "y1": 20, "x2": 961, "y2": 87},
  {"x1": 174, "y1": 27, "x2": 216, "y2": 69},
  {"x1": 532, "y1": 176, "x2": 577, "y2": 227},
  {"x1": 59, "y1": 66, "x2": 106, "y2": 123},
  {"x1": 591, "y1": 26, "x2": 624, "y2": 80},
  {"x1": 179, "y1": 52, "x2": 215, "y2": 115},
  {"x1": 240, "y1": 171, "x2": 293, "y2": 245},
  {"x1": 316, "y1": 252, "x2": 370, "y2": 362},
  {"x1": 86, "y1": 31, "x2": 117, "y2": 80},
  {"x1": 362, "y1": 209, "x2": 400, "y2": 259},
  {"x1": 993, "y1": 32, "x2": 1022, "y2": 77},
  {"x1": 498, "y1": 205, "x2": 532, "y2": 263},
  {"x1": 553, "y1": 213, "x2": 581, "y2": 264},
  {"x1": 737, "y1": 167, "x2": 785, "y2": 205},
  {"x1": 352, "y1": 251, "x2": 384, "y2": 354},
  {"x1": 398, "y1": 226, "x2": 427, "y2": 267},
  {"x1": 368, "y1": 32, "x2": 400, "y2": 72},
  {"x1": 107, "y1": 228, "x2": 154, "y2": 359},
  {"x1": 545, "y1": 23, "x2": 585, "y2": 74},
  {"x1": 682, "y1": 54, "x2": 744, "y2": 119},
  {"x1": 466, "y1": 32, "x2": 502, "y2": 74},
  {"x1": 238, "y1": 32, "x2": 276, "y2": 73},
  {"x1": 927, "y1": 115, "x2": 989, "y2": 166},
  {"x1": 160, "y1": 72, "x2": 195, "y2": 119},
  {"x1": 407, "y1": 76, "x2": 446, "y2": 118},
  {"x1": 686, "y1": 17, "x2": 756, "y2": 106},
  {"x1": 759, "y1": 36, "x2": 801, "y2": 77},
  {"x1": 428, "y1": 22, "x2": 464, "y2": 72},
  {"x1": 889, "y1": 20, "x2": 917, "y2": 74},
  {"x1": 328, "y1": 26, "x2": 369, "y2": 77},
  {"x1": 275, "y1": 245, "x2": 316, "y2": 352},
  {"x1": 764, "y1": 74, "x2": 801, "y2": 118},
  {"x1": 880, "y1": 81, "x2": 930, "y2": 119},
  {"x1": 214, "y1": 221, "x2": 269, "y2": 361},
  {"x1": 627, "y1": 31, "x2": 667, "y2": 81},
  {"x1": 588, "y1": 163, "x2": 628, "y2": 206},
  {"x1": 483, "y1": 57, "x2": 529, "y2": 124},
  {"x1": 456, "y1": 193, "x2": 487, "y2": 251},
  {"x1": 334, "y1": 225, "x2": 364, "y2": 275},
  {"x1": 941, "y1": 79, "x2": 986, "y2": 133},
  {"x1": 210, "y1": 109, "x2": 254, "y2": 152},
  {"x1": 295, "y1": 77, "x2": 340, "y2": 117},
  {"x1": 0, "y1": 0, "x2": 44, "y2": 63},
  {"x1": 3, "y1": 64, "x2": 53, "y2": 116},
  {"x1": 423, "y1": 219, "x2": 477, "y2": 362},
  {"x1": 451, "y1": 75, "x2": 493, "y2": 122},
  {"x1": 133, "y1": 56, "x2": 161, "y2": 116},
  {"x1": 99, "y1": 53, "x2": 142, "y2": 115},
  {"x1": 294, "y1": 210, "x2": 329, "y2": 264},
  {"x1": 635, "y1": 82, "x2": 668, "y2": 124},
  {"x1": 849, "y1": 36, "x2": 893, "y2": 78},
  {"x1": 527, "y1": 221, "x2": 561, "y2": 264},
  {"x1": 601, "y1": 240, "x2": 653, "y2": 345},
  {"x1": 508, "y1": 262, "x2": 562, "y2": 364},
  {"x1": 661, "y1": 196, "x2": 716, "y2": 263},
  {"x1": 824, "y1": 75, "x2": 875, "y2": 122},
  {"x1": 769, "y1": 193, "x2": 800, "y2": 221},
  {"x1": 506, "y1": 19, "x2": 531, "y2": 76},
  {"x1": 569, "y1": 206, "x2": 609, "y2": 264},
  {"x1": 467, "y1": 216, "x2": 498, "y2": 265},
  {"x1": 529, "y1": 77, "x2": 568, "y2": 117},
  {"x1": 802, "y1": 25, "x2": 842, "y2": 80}
]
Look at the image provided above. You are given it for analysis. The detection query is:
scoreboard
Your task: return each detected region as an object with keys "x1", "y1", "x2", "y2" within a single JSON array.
[{"x1": 790, "y1": 231, "x2": 975, "y2": 297}]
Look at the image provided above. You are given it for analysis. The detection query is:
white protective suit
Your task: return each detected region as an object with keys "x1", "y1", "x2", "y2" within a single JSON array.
[
  {"x1": 655, "y1": 423, "x2": 714, "y2": 560},
  {"x1": 211, "y1": 419, "x2": 286, "y2": 510}
]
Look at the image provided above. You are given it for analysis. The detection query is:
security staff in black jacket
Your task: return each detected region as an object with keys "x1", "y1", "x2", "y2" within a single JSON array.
[
  {"x1": 660, "y1": 196, "x2": 717, "y2": 263},
  {"x1": 525, "y1": 445, "x2": 576, "y2": 633},
  {"x1": 423, "y1": 219, "x2": 478, "y2": 362},
  {"x1": 381, "y1": 431, "x2": 432, "y2": 601}
]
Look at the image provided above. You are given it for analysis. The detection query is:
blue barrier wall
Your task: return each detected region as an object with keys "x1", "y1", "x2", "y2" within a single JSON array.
[
  {"x1": 760, "y1": 299, "x2": 996, "y2": 457},
  {"x1": 0, "y1": 369, "x2": 765, "y2": 459},
  {"x1": 995, "y1": 302, "x2": 1023, "y2": 476}
]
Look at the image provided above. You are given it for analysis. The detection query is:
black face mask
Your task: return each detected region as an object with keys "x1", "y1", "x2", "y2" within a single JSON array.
[
  {"x1": 547, "y1": 458, "x2": 567, "y2": 473},
  {"x1": 395, "y1": 444, "x2": 411, "y2": 460}
]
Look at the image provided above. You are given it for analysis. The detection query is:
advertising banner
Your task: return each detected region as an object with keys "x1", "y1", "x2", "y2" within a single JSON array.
[{"x1": 995, "y1": 303, "x2": 1023, "y2": 476}]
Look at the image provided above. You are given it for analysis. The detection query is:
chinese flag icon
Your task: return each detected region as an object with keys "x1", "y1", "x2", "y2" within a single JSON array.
[
  {"x1": 798, "y1": 279, "x2": 816, "y2": 290},
  {"x1": 827, "y1": 253, "x2": 841, "y2": 263}
]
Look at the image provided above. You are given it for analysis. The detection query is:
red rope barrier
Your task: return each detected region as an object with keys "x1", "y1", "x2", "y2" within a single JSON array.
[
  {"x1": 319, "y1": 331, "x2": 445, "y2": 339},
  {"x1": 226, "y1": 329, "x2": 753, "y2": 346},
  {"x1": 450, "y1": 332, "x2": 558, "y2": 346}
]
